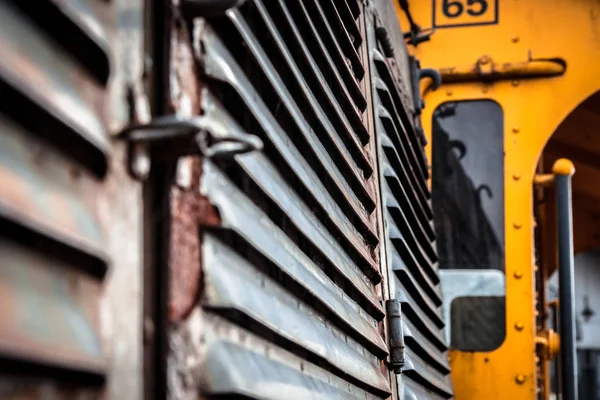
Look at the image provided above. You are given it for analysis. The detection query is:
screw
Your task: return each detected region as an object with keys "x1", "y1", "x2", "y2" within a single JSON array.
[
  {"x1": 514, "y1": 270, "x2": 523, "y2": 279},
  {"x1": 514, "y1": 221, "x2": 522, "y2": 229},
  {"x1": 515, "y1": 321, "x2": 524, "y2": 331},
  {"x1": 515, "y1": 374, "x2": 526, "y2": 384}
]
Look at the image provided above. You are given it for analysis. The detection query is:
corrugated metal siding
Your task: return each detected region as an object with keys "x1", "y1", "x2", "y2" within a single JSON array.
[
  {"x1": 367, "y1": 5, "x2": 454, "y2": 399},
  {"x1": 0, "y1": 0, "x2": 144, "y2": 398},
  {"x1": 167, "y1": 0, "x2": 393, "y2": 398}
]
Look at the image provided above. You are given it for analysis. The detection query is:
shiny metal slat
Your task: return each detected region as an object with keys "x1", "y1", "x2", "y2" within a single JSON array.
[
  {"x1": 345, "y1": 0, "x2": 360, "y2": 19},
  {"x1": 320, "y1": 0, "x2": 362, "y2": 54},
  {"x1": 200, "y1": 90, "x2": 381, "y2": 289},
  {"x1": 379, "y1": 104, "x2": 428, "y2": 195},
  {"x1": 404, "y1": 348, "x2": 453, "y2": 397},
  {"x1": 388, "y1": 210, "x2": 438, "y2": 285},
  {"x1": 385, "y1": 182, "x2": 438, "y2": 265},
  {"x1": 383, "y1": 154, "x2": 435, "y2": 240},
  {"x1": 391, "y1": 247, "x2": 441, "y2": 307},
  {"x1": 226, "y1": 9, "x2": 374, "y2": 217},
  {"x1": 237, "y1": 1, "x2": 376, "y2": 208},
  {"x1": 0, "y1": 238, "x2": 104, "y2": 376},
  {"x1": 303, "y1": 0, "x2": 364, "y2": 81},
  {"x1": 393, "y1": 273, "x2": 446, "y2": 355},
  {"x1": 335, "y1": 0, "x2": 361, "y2": 49},
  {"x1": 0, "y1": 2, "x2": 109, "y2": 165},
  {"x1": 373, "y1": 50, "x2": 429, "y2": 178},
  {"x1": 202, "y1": 234, "x2": 390, "y2": 394},
  {"x1": 403, "y1": 319, "x2": 450, "y2": 374},
  {"x1": 389, "y1": 226, "x2": 439, "y2": 288},
  {"x1": 401, "y1": 375, "x2": 447, "y2": 400},
  {"x1": 197, "y1": 23, "x2": 378, "y2": 247},
  {"x1": 47, "y1": 0, "x2": 111, "y2": 68},
  {"x1": 200, "y1": 161, "x2": 388, "y2": 357},
  {"x1": 0, "y1": 115, "x2": 107, "y2": 275},
  {"x1": 197, "y1": 315, "x2": 383, "y2": 400},
  {"x1": 290, "y1": 0, "x2": 367, "y2": 114},
  {"x1": 381, "y1": 130, "x2": 431, "y2": 217},
  {"x1": 266, "y1": 0, "x2": 372, "y2": 168}
]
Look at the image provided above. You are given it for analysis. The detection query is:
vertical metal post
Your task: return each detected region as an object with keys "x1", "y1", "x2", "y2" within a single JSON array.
[{"x1": 553, "y1": 158, "x2": 578, "y2": 400}]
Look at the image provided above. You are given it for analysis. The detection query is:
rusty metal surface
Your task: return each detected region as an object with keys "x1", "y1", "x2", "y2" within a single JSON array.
[
  {"x1": 200, "y1": 160, "x2": 388, "y2": 356},
  {"x1": 202, "y1": 234, "x2": 391, "y2": 394},
  {"x1": 0, "y1": 1, "x2": 109, "y2": 159},
  {"x1": 0, "y1": 238, "x2": 105, "y2": 375},
  {"x1": 0, "y1": 114, "x2": 107, "y2": 271}
]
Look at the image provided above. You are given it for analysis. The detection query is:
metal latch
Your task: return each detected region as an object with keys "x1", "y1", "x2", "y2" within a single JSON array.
[
  {"x1": 386, "y1": 299, "x2": 405, "y2": 374},
  {"x1": 119, "y1": 83, "x2": 262, "y2": 180}
]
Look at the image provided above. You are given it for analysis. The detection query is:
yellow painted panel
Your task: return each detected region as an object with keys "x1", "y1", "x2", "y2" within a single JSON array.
[{"x1": 395, "y1": 0, "x2": 600, "y2": 399}]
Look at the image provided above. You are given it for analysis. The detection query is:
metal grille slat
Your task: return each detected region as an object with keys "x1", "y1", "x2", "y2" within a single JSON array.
[
  {"x1": 304, "y1": 0, "x2": 365, "y2": 80},
  {"x1": 387, "y1": 199, "x2": 438, "y2": 280},
  {"x1": 385, "y1": 181, "x2": 438, "y2": 264},
  {"x1": 0, "y1": 0, "x2": 112, "y2": 387},
  {"x1": 214, "y1": 13, "x2": 377, "y2": 237},
  {"x1": 202, "y1": 234, "x2": 390, "y2": 394},
  {"x1": 378, "y1": 104, "x2": 429, "y2": 195},
  {"x1": 373, "y1": 51, "x2": 429, "y2": 178},
  {"x1": 199, "y1": 89, "x2": 382, "y2": 301},
  {"x1": 382, "y1": 147, "x2": 434, "y2": 239},
  {"x1": 402, "y1": 320, "x2": 450, "y2": 374},
  {"x1": 283, "y1": 0, "x2": 369, "y2": 142},
  {"x1": 196, "y1": 315, "x2": 383, "y2": 399},
  {"x1": 0, "y1": 1, "x2": 108, "y2": 174},
  {"x1": 268, "y1": 0, "x2": 371, "y2": 162},
  {"x1": 243, "y1": 0, "x2": 376, "y2": 206},
  {"x1": 292, "y1": 0, "x2": 367, "y2": 109},
  {"x1": 320, "y1": 0, "x2": 362, "y2": 54},
  {"x1": 391, "y1": 248, "x2": 441, "y2": 307},
  {"x1": 198, "y1": 23, "x2": 378, "y2": 250},
  {"x1": 336, "y1": 0, "x2": 361, "y2": 49},
  {"x1": 0, "y1": 115, "x2": 108, "y2": 277},
  {"x1": 381, "y1": 131, "x2": 432, "y2": 218},
  {"x1": 200, "y1": 161, "x2": 388, "y2": 357},
  {"x1": 404, "y1": 348, "x2": 453, "y2": 397}
]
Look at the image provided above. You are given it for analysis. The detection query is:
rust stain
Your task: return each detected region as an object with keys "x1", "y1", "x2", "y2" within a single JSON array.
[
  {"x1": 167, "y1": 18, "x2": 217, "y2": 323},
  {"x1": 168, "y1": 157, "x2": 220, "y2": 322}
]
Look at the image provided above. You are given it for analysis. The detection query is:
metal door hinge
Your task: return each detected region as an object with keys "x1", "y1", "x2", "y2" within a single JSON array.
[{"x1": 386, "y1": 299, "x2": 405, "y2": 374}]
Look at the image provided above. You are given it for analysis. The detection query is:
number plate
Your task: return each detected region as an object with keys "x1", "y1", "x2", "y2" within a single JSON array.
[{"x1": 433, "y1": 0, "x2": 498, "y2": 28}]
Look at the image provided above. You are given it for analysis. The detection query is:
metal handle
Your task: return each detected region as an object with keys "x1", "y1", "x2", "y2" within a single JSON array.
[{"x1": 553, "y1": 158, "x2": 578, "y2": 400}]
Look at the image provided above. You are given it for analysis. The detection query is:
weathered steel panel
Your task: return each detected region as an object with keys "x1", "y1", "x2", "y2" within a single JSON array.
[
  {"x1": 200, "y1": 160, "x2": 387, "y2": 356},
  {"x1": 0, "y1": 238, "x2": 104, "y2": 375},
  {"x1": 0, "y1": 2, "x2": 109, "y2": 163},
  {"x1": 0, "y1": 115, "x2": 107, "y2": 272}
]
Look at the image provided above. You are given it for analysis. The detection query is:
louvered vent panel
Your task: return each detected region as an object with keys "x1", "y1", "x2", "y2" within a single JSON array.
[
  {"x1": 0, "y1": 0, "x2": 111, "y2": 395},
  {"x1": 184, "y1": 0, "x2": 392, "y2": 397},
  {"x1": 370, "y1": 25, "x2": 454, "y2": 399}
]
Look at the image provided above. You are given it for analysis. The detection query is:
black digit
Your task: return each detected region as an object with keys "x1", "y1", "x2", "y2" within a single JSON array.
[
  {"x1": 467, "y1": 0, "x2": 488, "y2": 16},
  {"x1": 442, "y1": 0, "x2": 464, "y2": 18}
]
